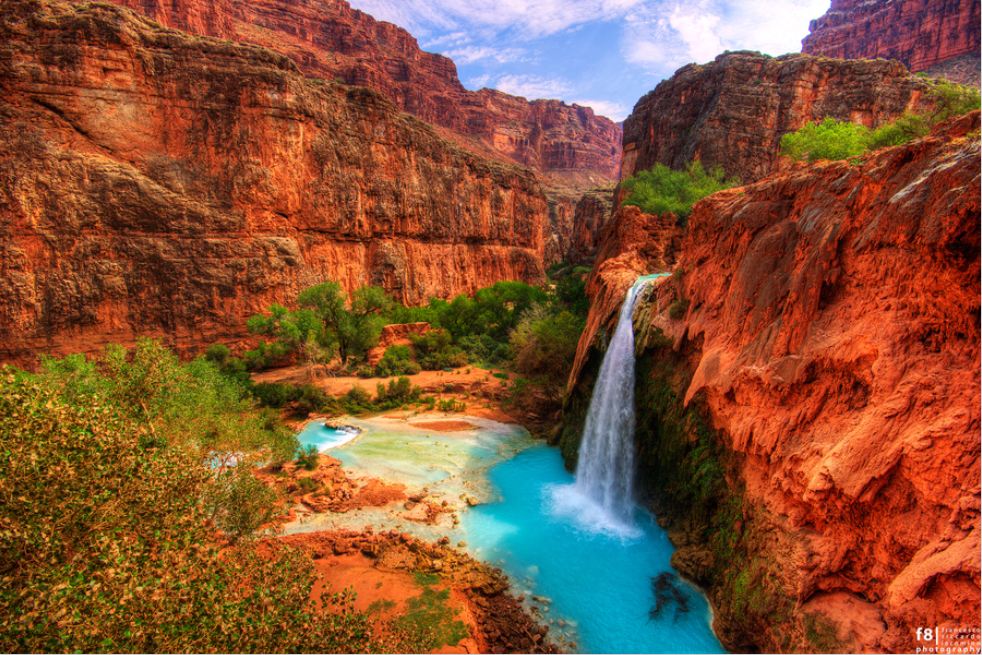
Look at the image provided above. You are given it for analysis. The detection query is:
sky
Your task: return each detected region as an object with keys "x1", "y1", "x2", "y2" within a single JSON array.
[{"x1": 346, "y1": 0, "x2": 831, "y2": 122}]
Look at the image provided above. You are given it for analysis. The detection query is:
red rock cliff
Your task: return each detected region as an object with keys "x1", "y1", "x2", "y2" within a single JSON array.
[
  {"x1": 803, "y1": 0, "x2": 981, "y2": 86},
  {"x1": 0, "y1": 0, "x2": 547, "y2": 363},
  {"x1": 103, "y1": 0, "x2": 622, "y2": 187},
  {"x1": 570, "y1": 115, "x2": 981, "y2": 652},
  {"x1": 622, "y1": 52, "x2": 930, "y2": 183}
]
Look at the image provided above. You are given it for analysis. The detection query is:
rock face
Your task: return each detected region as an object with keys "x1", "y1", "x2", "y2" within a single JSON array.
[
  {"x1": 103, "y1": 0, "x2": 622, "y2": 187},
  {"x1": 622, "y1": 52, "x2": 930, "y2": 183},
  {"x1": 566, "y1": 115, "x2": 981, "y2": 652},
  {"x1": 802, "y1": 0, "x2": 981, "y2": 86},
  {"x1": 0, "y1": 0, "x2": 547, "y2": 363},
  {"x1": 567, "y1": 187, "x2": 614, "y2": 264},
  {"x1": 564, "y1": 204, "x2": 681, "y2": 394}
]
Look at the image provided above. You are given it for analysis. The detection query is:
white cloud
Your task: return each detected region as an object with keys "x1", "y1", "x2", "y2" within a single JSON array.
[
  {"x1": 623, "y1": 0, "x2": 830, "y2": 72},
  {"x1": 442, "y1": 45, "x2": 525, "y2": 64},
  {"x1": 572, "y1": 99, "x2": 631, "y2": 121},
  {"x1": 351, "y1": 0, "x2": 646, "y2": 38},
  {"x1": 493, "y1": 74, "x2": 572, "y2": 100}
]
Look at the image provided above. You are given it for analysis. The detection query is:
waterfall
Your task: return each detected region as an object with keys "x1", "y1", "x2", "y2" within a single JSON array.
[{"x1": 548, "y1": 274, "x2": 665, "y2": 536}]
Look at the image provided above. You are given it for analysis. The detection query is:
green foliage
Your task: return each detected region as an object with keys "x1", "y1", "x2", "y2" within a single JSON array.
[
  {"x1": 295, "y1": 444, "x2": 320, "y2": 471},
  {"x1": 926, "y1": 78, "x2": 981, "y2": 122},
  {"x1": 374, "y1": 377, "x2": 421, "y2": 409},
  {"x1": 437, "y1": 398, "x2": 466, "y2": 413},
  {"x1": 297, "y1": 476, "x2": 321, "y2": 494},
  {"x1": 868, "y1": 113, "x2": 930, "y2": 149},
  {"x1": 510, "y1": 305, "x2": 584, "y2": 393},
  {"x1": 779, "y1": 118, "x2": 872, "y2": 162},
  {"x1": 204, "y1": 467, "x2": 279, "y2": 542},
  {"x1": 410, "y1": 329, "x2": 467, "y2": 370},
  {"x1": 412, "y1": 571, "x2": 441, "y2": 587},
  {"x1": 374, "y1": 345, "x2": 421, "y2": 377},
  {"x1": 622, "y1": 161, "x2": 738, "y2": 218},
  {"x1": 252, "y1": 381, "x2": 299, "y2": 408},
  {"x1": 391, "y1": 588, "x2": 468, "y2": 652},
  {"x1": 0, "y1": 353, "x2": 371, "y2": 653},
  {"x1": 783, "y1": 82, "x2": 979, "y2": 162}
]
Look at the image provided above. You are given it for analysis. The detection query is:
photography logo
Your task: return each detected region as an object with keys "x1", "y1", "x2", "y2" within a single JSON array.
[{"x1": 915, "y1": 626, "x2": 981, "y2": 654}]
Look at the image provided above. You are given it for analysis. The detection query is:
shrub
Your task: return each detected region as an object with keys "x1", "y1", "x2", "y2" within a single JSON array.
[
  {"x1": 252, "y1": 381, "x2": 300, "y2": 408},
  {"x1": 0, "y1": 350, "x2": 370, "y2": 652},
  {"x1": 927, "y1": 79, "x2": 981, "y2": 122},
  {"x1": 868, "y1": 113, "x2": 930, "y2": 149},
  {"x1": 510, "y1": 305, "x2": 584, "y2": 390},
  {"x1": 295, "y1": 444, "x2": 320, "y2": 471},
  {"x1": 375, "y1": 345, "x2": 421, "y2": 377},
  {"x1": 437, "y1": 398, "x2": 466, "y2": 413},
  {"x1": 342, "y1": 386, "x2": 374, "y2": 413},
  {"x1": 375, "y1": 377, "x2": 421, "y2": 409},
  {"x1": 297, "y1": 476, "x2": 321, "y2": 494},
  {"x1": 779, "y1": 118, "x2": 872, "y2": 162},
  {"x1": 410, "y1": 329, "x2": 467, "y2": 370},
  {"x1": 622, "y1": 161, "x2": 739, "y2": 218}
]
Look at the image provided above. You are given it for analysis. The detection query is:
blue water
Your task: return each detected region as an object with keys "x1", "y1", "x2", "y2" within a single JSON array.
[
  {"x1": 297, "y1": 421, "x2": 360, "y2": 451},
  {"x1": 461, "y1": 445, "x2": 724, "y2": 654}
]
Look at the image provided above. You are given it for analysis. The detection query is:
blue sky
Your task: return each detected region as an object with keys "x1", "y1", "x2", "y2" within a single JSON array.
[{"x1": 347, "y1": 0, "x2": 831, "y2": 121}]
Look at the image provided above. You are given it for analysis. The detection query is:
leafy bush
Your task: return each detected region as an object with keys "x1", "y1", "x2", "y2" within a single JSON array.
[
  {"x1": 410, "y1": 329, "x2": 467, "y2": 370},
  {"x1": 375, "y1": 377, "x2": 421, "y2": 409},
  {"x1": 510, "y1": 305, "x2": 584, "y2": 391},
  {"x1": 782, "y1": 81, "x2": 979, "y2": 162},
  {"x1": 779, "y1": 118, "x2": 872, "y2": 162},
  {"x1": 437, "y1": 398, "x2": 466, "y2": 413},
  {"x1": 374, "y1": 345, "x2": 421, "y2": 377},
  {"x1": 868, "y1": 113, "x2": 930, "y2": 149},
  {"x1": 0, "y1": 348, "x2": 371, "y2": 652},
  {"x1": 295, "y1": 444, "x2": 320, "y2": 471},
  {"x1": 622, "y1": 161, "x2": 738, "y2": 218},
  {"x1": 927, "y1": 79, "x2": 981, "y2": 122},
  {"x1": 252, "y1": 381, "x2": 300, "y2": 408}
]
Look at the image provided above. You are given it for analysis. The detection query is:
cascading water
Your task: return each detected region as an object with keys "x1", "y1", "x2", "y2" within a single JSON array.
[{"x1": 549, "y1": 274, "x2": 666, "y2": 535}]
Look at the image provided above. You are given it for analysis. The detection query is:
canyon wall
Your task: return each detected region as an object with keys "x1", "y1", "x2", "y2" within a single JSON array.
[
  {"x1": 0, "y1": 0, "x2": 547, "y2": 363},
  {"x1": 802, "y1": 0, "x2": 981, "y2": 86},
  {"x1": 564, "y1": 115, "x2": 981, "y2": 652},
  {"x1": 622, "y1": 52, "x2": 930, "y2": 183},
  {"x1": 102, "y1": 0, "x2": 622, "y2": 188}
]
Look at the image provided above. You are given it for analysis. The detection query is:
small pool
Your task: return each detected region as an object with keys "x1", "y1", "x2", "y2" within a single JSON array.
[{"x1": 297, "y1": 421, "x2": 361, "y2": 451}]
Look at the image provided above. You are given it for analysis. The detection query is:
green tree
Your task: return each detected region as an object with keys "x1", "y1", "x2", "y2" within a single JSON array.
[
  {"x1": 780, "y1": 117, "x2": 872, "y2": 162},
  {"x1": 299, "y1": 282, "x2": 392, "y2": 366},
  {"x1": 622, "y1": 161, "x2": 738, "y2": 218},
  {"x1": 247, "y1": 304, "x2": 331, "y2": 378}
]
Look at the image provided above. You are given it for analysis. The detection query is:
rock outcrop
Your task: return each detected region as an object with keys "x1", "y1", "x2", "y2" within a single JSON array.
[
  {"x1": 567, "y1": 186, "x2": 614, "y2": 264},
  {"x1": 566, "y1": 115, "x2": 981, "y2": 652},
  {"x1": 103, "y1": 0, "x2": 622, "y2": 187},
  {"x1": 622, "y1": 52, "x2": 930, "y2": 183},
  {"x1": 803, "y1": 0, "x2": 981, "y2": 86},
  {"x1": 0, "y1": 0, "x2": 547, "y2": 363}
]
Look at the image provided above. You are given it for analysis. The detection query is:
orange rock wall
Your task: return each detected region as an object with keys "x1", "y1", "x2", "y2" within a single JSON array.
[
  {"x1": 803, "y1": 0, "x2": 981, "y2": 86},
  {"x1": 570, "y1": 115, "x2": 981, "y2": 652},
  {"x1": 622, "y1": 52, "x2": 930, "y2": 183},
  {"x1": 0, "y1": 0, "x2": 547, "y2": 363},
  {"x1": 104, "y1": 0, "x2": 622, "y2": 187}
]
